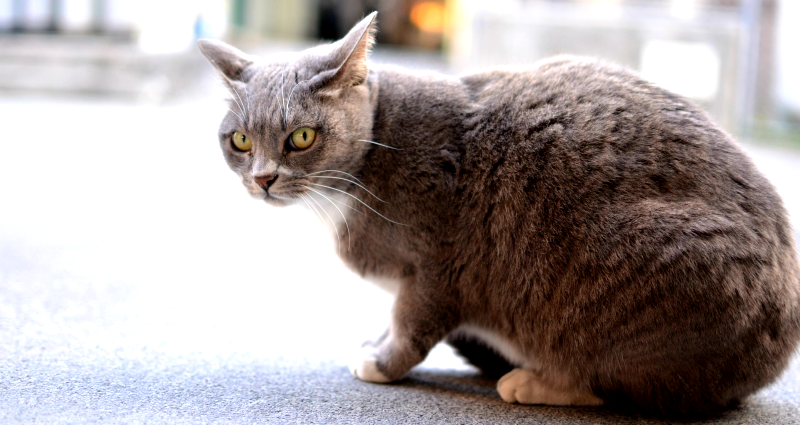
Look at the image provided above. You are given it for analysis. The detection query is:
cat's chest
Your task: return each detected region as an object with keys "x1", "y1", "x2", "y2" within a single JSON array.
[
  {"x1": 361, "y1": 273, "x2": 403, "y2": 295},
  {"x1": 302, "y1": 186, "x2": 412, "y2": 296}
]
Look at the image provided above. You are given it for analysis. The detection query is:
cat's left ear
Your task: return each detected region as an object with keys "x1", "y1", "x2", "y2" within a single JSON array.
[
  {"x1": 319, "y1": 12, "x2": 377, "y2": 91},
  {"x1": 197, "y1": 39, "x2": 254, "y2": 82}
]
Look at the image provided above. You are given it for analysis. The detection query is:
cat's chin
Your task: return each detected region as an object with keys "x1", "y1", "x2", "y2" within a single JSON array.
[
  {"x1": 246, "y1": 187, "x2": 297, "y2": 206},
  {"x1": 263, "y1": 198, "x2": 292, "y2": 207},
  {"x1": 261, "y1": 193, "x2": 296, "y2": 207}
]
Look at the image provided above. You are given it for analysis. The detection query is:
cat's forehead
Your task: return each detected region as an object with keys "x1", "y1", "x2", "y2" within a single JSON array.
[
  {"x1": 246, "y1": 60, "x2": 293, "y2": 89},
  {"x1": 222, "y1": 63, "x2": 319, "y2": 137},
  {"x1": 246, "y1": 43, "x2": 341, "y2": 89},
  {"x1": 246, "y1": 49, "x2": 317, "y2": 86},
  {"x1": 220, "y1": 41, "x2": 352, "y2": 135}
]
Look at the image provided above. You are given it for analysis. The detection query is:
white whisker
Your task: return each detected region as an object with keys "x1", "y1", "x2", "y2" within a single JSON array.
[
  {"x1": 235, "y1": 68, "x2": 249, "y2": 116},
  {"x1": 219, "y1": 77, "x2": 245, "y2": 118},
  {"x1": 227, "y1": 108, "x2": 244, "y2": 122},
  {"x1": 300, "y1": 194, "x2": 318, "y2": 221},
  {"x1": 296, "y1": 184, "x2": 362, "y2": 214},
  {"x1": 286, "y1": 81, "x2": 301, "y2": 122},
  {"x1": 356, "y1": 139, "x2": 402, "y2": 150},
  {"x1": 230, "y1": 84, "x2": 247, "y2": 118},
  {"x1": 300, "y1": 194, "x2": 326, "y2": 226},
  {"x1": 280, "y1": 70, "x2": 287, "y2": 127},
  {"x1": 219, "y1": 78, "x2": 245, "y2": 121},
  {"x1": 285, "y1": 75, "x2": 311, "y2": 127},
  {"x1": 298, "y1": 193, "x2": 311, "y2": 211},
  {"x1": 330, "y1": 198, "x2": 364, "y2": 215},
  {"x1": 304, "y1": 170, "x2": 365, "y2": 184},
  {"x1": 301, "y1": 185, "x2": 351, "y2": 251},
  {"x1": 305, "y1": 175, "x2": 386, "y2": 203},
  {"x1": 305, "y1": 190, "x2": 341, "y2": 252},
  {"x1": 305, "y1": 182, "x2": 407, "y2": 226}
]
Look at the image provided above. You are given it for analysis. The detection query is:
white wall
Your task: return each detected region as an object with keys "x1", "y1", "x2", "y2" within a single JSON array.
[{"x1": 776, "y1": 0, "x2": 800, "y2": 113}]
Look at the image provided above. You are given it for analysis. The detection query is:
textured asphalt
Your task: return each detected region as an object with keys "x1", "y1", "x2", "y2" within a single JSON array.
[{"x1": 1, "y1": 96, "x2": 799, "y2": 424}]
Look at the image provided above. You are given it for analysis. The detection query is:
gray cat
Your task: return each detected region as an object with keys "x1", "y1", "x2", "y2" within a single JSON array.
[{"x1": 198, "y1": 12, "x2": 800, "y2": 417}]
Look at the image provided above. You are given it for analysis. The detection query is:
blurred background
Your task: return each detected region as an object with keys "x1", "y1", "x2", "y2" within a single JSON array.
[{"x1": 0, "y1": 0, "x2": 799, "y2": 142}]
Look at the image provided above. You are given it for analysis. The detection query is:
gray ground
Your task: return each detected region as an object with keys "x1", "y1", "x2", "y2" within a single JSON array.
[{"x1": 1, "y1": 96, "x2": 799, "y2": 424}]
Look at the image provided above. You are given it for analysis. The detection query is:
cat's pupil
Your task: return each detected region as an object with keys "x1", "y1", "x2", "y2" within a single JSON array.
[{"x1": 302, "y1": 131, "x2": 307, "y2": 141}]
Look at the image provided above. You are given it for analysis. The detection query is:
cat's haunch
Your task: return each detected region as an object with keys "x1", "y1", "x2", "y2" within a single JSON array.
[{"x1": 200, "y1": 12, "x2": 800, "y2": 418}]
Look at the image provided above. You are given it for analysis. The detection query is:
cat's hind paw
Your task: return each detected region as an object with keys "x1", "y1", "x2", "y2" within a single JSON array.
[
  {"x1": 349, "y1": 350, "x2": 391, "y2": 383},
  {"x1": 497, "y1": 368, "x2": 603, "y2": 406}
]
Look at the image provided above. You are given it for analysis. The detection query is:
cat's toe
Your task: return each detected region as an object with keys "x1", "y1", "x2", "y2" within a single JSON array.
[
  {"x1": 349, "y1": 350, "x2": 391, "y2": 383},
  {"x1": 497, "y1": 368, "x2": 534, "y2": 403}
]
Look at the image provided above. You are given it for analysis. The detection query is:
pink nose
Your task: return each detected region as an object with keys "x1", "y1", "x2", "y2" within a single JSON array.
[{"x1": 254, "y1": 174, "x2": 277, "y2": 189}]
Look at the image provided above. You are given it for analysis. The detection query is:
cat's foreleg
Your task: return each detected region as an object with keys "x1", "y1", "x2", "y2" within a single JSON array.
[
  {"x1": 497, "y1": 368, "x2": 604, "y2": 406},
  {"x1": 350, "y1": 283, "x2": 456, "y2": 383}
]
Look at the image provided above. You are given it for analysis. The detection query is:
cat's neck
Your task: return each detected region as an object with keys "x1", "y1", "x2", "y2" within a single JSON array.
[
  {"x1": 371, "y1": 65, "x2": 469, "y2": 150},
  {"x1": 336, "y1": 65, "x2": 469, "y2": 272}
]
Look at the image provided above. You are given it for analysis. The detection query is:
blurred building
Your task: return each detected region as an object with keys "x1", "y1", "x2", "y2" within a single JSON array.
[
  {"x1": 0, "y1": 0, "x2": 797, "y2": 142},
  {"x1": 0, "y1": 0, "x2": 227, "y2": 100},
  {"x1": 447, "y1": 0, "x2": 778, "y2": 135}
]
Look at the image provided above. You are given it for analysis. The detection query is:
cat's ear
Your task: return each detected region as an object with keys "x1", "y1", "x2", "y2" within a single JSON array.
[
  {"x1": 197, "y1": 39, "x2": 254, "y2": 82},
  {"x1": 318, "y1": 12, "x2": 377, "y2": 91}
]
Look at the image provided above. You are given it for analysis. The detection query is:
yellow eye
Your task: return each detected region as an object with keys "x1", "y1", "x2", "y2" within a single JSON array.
[
  {"x1": 231, "y1": 131, "x2": 252, "y2": 152},
  {"x1": 290, "y1": 127, "x2": 316, "y2": 150}
]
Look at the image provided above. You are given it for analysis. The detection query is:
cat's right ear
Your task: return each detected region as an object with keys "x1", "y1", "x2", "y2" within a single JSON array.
[
  {"x1": 197, "y1": 39, "x2": 254, "y2": 82},
  {"x1": 311, "y1": 12, "x2": 377, "y2": 94}
]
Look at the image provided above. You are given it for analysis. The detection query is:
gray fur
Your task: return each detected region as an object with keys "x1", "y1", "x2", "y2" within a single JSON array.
[{"x1": 199, "y1": 13, "x2": 800, "y2": 418}]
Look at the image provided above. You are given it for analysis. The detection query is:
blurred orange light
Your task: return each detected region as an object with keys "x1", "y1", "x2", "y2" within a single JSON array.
[{"x1": 410, "y1": 1, "x2": 445, "y2": 34}]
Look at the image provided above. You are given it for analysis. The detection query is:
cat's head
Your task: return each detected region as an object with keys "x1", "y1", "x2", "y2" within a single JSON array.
[{"x1": 199, "y1": 12, "x2": 378, "y2": 206}]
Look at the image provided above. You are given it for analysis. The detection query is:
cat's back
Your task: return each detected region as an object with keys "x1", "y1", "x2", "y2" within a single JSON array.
[
  {"x1": 455, "y1": 55, "x2": 799, "y2": 289},
  {"x1": 456, "y1": 55, "x2": 791, "y2": 246}
]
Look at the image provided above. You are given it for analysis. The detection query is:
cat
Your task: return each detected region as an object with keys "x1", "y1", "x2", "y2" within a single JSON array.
[{"x1": 198, "y1": 12, "x2": 800, "y2": 418}]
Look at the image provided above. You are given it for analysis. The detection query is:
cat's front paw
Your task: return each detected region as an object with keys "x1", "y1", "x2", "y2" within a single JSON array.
[{"x1": 349, "y1": 349, "x2": 392, "y2": 383}]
